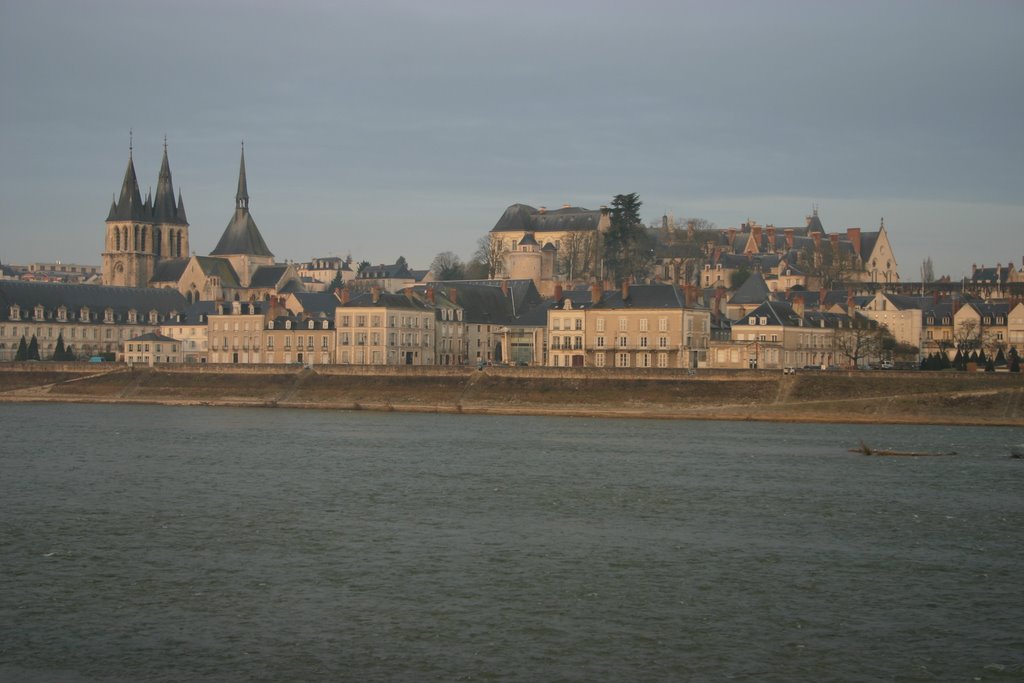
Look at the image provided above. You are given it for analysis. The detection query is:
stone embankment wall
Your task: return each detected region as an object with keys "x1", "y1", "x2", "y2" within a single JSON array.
[{"x1": 0, "y1": 363, "x2": 1020, "y2": 426}]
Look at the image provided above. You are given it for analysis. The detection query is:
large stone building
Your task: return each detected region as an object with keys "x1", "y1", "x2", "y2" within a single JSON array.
[{"x1": 102, "y1": 142, "x2": 302, "y2": 303}]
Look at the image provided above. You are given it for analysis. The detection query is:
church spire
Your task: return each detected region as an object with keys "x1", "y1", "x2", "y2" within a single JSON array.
[
  {"x1": 236, "y1": 141, "x2": 249, "y2": 209},
  {"x1": 110, "y1": 134, "x2": 146, "y2": 222},
  {"x1": 153, "y1": 136, "x2": 184, "y2": 224}
]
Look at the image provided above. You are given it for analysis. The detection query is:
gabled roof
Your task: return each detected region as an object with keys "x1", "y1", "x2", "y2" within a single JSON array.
[
  {"x1": 729, "y1": 272, "x2": 771, "y2": 305},
  {"x1": 358, "y1": 262, "x2": 413, "y2": 279},
  {"x1": 341, "y1": 291, "x2": 431, "y2": 310},
  {"x1": 592, "y1": 283, "x2": 686, "y2": 309},
  {"x1": 127, "y1": 331, "x2": 179, "y2": 342},
  {"x1": 434, "y1": 278, "x2": 543, "y2": 310},
  {"x1": 737, "y1": 300, "x2": 801, "y2": 326},
  {"x1": 150, "y1": 258, "x2": 189, "y2": 283},
  {"x1": 415, "y1": 283, "x2": 514, "y2": 324},
  {"x1": 249, "y1": 264, "x2": 289, "y2": 288},
  {"x1": 192, "y1": 256, "x2": 241, "y2": 288}
]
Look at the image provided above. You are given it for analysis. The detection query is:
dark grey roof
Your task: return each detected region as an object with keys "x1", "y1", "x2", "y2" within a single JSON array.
[
  {"x1": 127, "y1": 331, "x2": 179, "y2": 342},
  {"x1": 341, "y1": 291, "x2": 431, "y2": 310},
  {"x1": 592, "y1": 283, "x2": 686, "y2": 309},
  {"x1": 107, "y1": 153, "x2": 148, "y2": 222},
  {"x1": 152, "y1": 145, "x2": 187, "y2": 225},
  {"x1": 518, "y1": 232, "x2": 539, "y2": 247},
  {"x1": 193, "y1": 256, "x2": 241, "y2": 288},
  {"x1": 291, "y1": 292, "x2": 341, "y2": 316},
  {"x1": 434, "y1": 278, "x2": 543, "y2": 310},
  {"x1": 0, "y1": 280, "x2": 186, "y2": 323},
  {"x1": 420, "y1": 283, "x2": 513, "y2": 324},
  {"x1": 211, "y1": 208, "x2": 273, "y2": 257},
  {"x1": 249, "y1": 265, "x2": 288, "y2": 288},
  {"x1": 210, "y1": 147, "x2": 273, "y2": 258},
  {"x1": 150, "y1": 258, "x2": 189, "y2": 283},
  {"x1": 358, "y1": 262, "x2": 413, "y2": 279},
  {"x1": 729, "y1": 272, "x2": 771, "y2": 305},
  {"x1": 490, "y1": 204, "x2": 602, "y2": 233}
]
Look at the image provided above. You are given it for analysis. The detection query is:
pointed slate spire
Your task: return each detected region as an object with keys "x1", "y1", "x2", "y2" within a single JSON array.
[
  {"x1": 176, "y1": 189, "x2": 188, "y2": 225},
  {"x1": 236, "y1": 141, "x2": 249, "y2": 209},
  {"x1": 211, "y1": 144, "x2": 273, "y2": 258},
  {"x1": 106, "y1": 193, "x2": 118, "y2": 221},
  {"x1": 111, "y1": 140, "x2": 147, "y2": 221},
  {"x1": 153, "y1": 137, "x2": 184, "y2": 224}
]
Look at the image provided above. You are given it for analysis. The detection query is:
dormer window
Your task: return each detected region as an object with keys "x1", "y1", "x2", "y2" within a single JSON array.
[
  {"x1": 760, "y1": 317, "x2": 767, "y2": 325},
  {"x1": 57, "y1": 307, "x2": 67, "y2": 322},
  {"x1": 322, "y1": 320, "x2": 329, "y2": 329},
  {"x1": 308, "y1": 320, "x2": 315, "y2": 329},
  {"x1": 983, "y1": 317, "x2": 991, "y2": 325},
  {"x1": 34, "y1": 305, "x2": 45, "y2": 321},
  {"x1": 748, "y1": 317, "x2": 756, "y2": 325},
  {"x1": 127, "y1": 310, "x2": 138, "y2": 324},
  {"x1": 942, "y1": 317, "x2": 950, "y2": 325},
  {"x1": 285, "y1": 321, "x2": 292, "y2": 329},
  {"x1": 149, "y1": 311, "x2": 159, "y2": 324},
  {"x1": 80, "y1": 307, "x2": 90, "y2": 321},
  {"x1": 8, "y1": 305, "x2": 19, "y2": 320},
  {"x1": 104, "y1": 308, "x2": 114, "y2": 323},
  {"x1": 267, "y1": 321, "x2": 275, "y2": 330}
]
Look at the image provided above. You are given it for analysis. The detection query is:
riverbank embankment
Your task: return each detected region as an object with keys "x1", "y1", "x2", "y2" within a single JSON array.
[{"x1": 1, "y1": 363, "x2": 1021, "y2": 426}]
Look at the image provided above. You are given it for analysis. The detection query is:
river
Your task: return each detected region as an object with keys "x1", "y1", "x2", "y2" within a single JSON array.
[{"x1": 1, "y1": 403, "x2": 1022, "y2": 681}]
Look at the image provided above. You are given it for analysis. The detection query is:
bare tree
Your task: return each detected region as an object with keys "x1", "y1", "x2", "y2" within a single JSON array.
[
  {"x1": 431, "y1": 251, "x2": 465, "y2": 280},
  {"x1": 833, "y1": 315, "x2": 883, "y2": 368},
  {"x1": 558, "y1": 231, "x2": 596, "y2": 281},
  {"x1": 799, "y1": 242, "x2": 855, "y2": 290},
  {"x1": 473, "y1": 235, "x2": 507, "y2": 279}
]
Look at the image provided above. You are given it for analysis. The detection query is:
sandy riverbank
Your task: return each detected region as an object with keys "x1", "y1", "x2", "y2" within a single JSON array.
[{"x1": 1, "y1": 364, "x2": 1021, "y2": 427}]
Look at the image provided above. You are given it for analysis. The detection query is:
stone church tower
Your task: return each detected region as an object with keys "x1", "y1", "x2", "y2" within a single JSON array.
[
  {"x1": 102, "y1": 139, "x2": 190, "y2": 287},
  {"x1": 209, "y1": 144, "x2": 274, "y2": 287}
]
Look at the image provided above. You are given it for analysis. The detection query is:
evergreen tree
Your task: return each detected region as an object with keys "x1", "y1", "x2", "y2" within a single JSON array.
[
  {"x1": 995, "y1": 347, "x2": 1007, "y2": 366},
  {"x1": 1009, "y1": 347, "x2": 1020, "y2": 373},
  {"x1": 977, "y1": 348, "x2": 987, "y2": 365},
  {"x1": 602, "y1": 193, "x2": 652, "y2": 285},
  {"x1": 15, "y1": 336, "x2": 28, "y2": 361},
  {"x1": 953, "y1": 349, "x2": 963, "y2": 369},
  {"x1": 64, "y1": 344, "x2": 76, "y2": 361},
  {"x1": 53, "y1": 333, "x2": 67, "y2": 361},
  {"x1": 27, "y1": 335, "x2": 40, "y2": 361},
  {"x1": 328, "y1": 269, "x2": 344, "y2": 293},
  {"x1": 985, "y1": 358, "x2": 995, "y2": 372}
]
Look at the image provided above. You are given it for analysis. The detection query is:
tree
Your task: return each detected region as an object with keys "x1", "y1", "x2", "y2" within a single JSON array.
[
  {"x1": 833, "y1": 315, "x2": 883, "y2": 368},
  {"x1": 602, "y1": 193, "x2": 653, "y2": 284},
  {"x1": 64, "y1": 344, "x2": 76, "y2": 361},
  {"x1": 921, "y1": 257, "x2": 935, "y2": 283},
  {"x1": 798, "y1": 241, "x2": 854, "y2": 290},
  {"x1": 15, "y1": 336, "x2": 28, "y2": 361},
  {"x1": 1009, "y1": 347, "x2": 1020, "y2": 372},
  {"x1": 53, "y1": 333, "x2": 67, "y2": 361},
  {"x1": 395, "y1": 255, "x2": 408, "y2": 269},
  {"x1": 357, "y1": 260, "x2": 371, "y2": 275},
  {"x1": 472, "y1": 235, "x2": 508, "y2": 279},
  {"x1": 730, "y1": 265, "x2": 751, "y2": 290},
  {"x1": 27, "y1": 335, "x2": 40, "y2": 361},
  {"x1": 951, "y1": 319, "x2": 982, "y2": 368},
  {"x1": 431, "y1": 251, "x2": 465, "y2": 280},
  {"x1": 328, "y1": 269, "x2": 345, "y2": 293},
  {"x1": 558, "y1": 231, "x2": 597, "y2": 281}
]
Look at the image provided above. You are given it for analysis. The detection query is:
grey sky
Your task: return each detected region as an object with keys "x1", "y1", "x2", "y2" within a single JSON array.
[{"x1": 1, "y1": 0, "x2": 1021, "y2": 279}]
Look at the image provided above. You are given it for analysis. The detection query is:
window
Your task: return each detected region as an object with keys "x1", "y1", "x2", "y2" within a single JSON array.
[
  {"x1": 659, "y1": 336, "x2": 668, "y2": 348},
  {"x1": 639, "y1": 336, "x2": 648, "y2": 348},
  {"x1": 616, "y1": 352, "x2": 629, "y2": 367},
  {"x1": 639, "y1": 319, "x2": 649, "y2": 332},
  {"x1": 574, "y1": 318, "x2": 583, "y2": 331},
  {"x1": 596, "y1": 318, "x2": 605, "y2": 332},
  {"x1": 596, "y1": 336, "x2": 605, "y2": 348},
  {"x1": 618, "y1": 335, "x2": 628, "y2": 347},
  {"x1": 553, "y1": 318, "x2": 561, "y2": 331},
  {"x1": 658, "y1": 318, "x2": 668, "y2": 332},
  {"x1": 595, "y1": 353, "x2": 605, "y2": 367},
  {"x1": 618, "y1": 318, "x2": 628, "y2": 331},
  {"x1": 657, "y1": 352, "x2": 668, "y2": 368},
  {"x1": 341, "y1": 315, "x2": 351, "y2": 326},
  {"x1": 356, "y1": 315, "x2": 366, "y2": 327}
]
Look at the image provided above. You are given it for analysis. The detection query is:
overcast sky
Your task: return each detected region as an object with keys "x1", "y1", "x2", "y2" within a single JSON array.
[{"x1": 1, "y1": 0, "x2": 1021, "y2": 279}]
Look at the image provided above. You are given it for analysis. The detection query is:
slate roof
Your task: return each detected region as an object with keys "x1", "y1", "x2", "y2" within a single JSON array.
[
  {"x1": 0, "y1": 281, "x2": 186, "y2": 322},
  {"x1": 249, "y1": 265, "x2": 289, "y2": 288},
  {"x1": 415, "y1": 283, "x2": 514, "y2": 324},
  {"x1": 106, "y1": 148, "x2": 188, "y2": 225},
  {"x1": 291, "y1": 292, "x2": 342, "y2": 316},
  {"x1": 340, "y1": 291, "x2": 432, "y2": 310},
  {"x1": 490, "y1": 204, "x2": 602, "y2": 233},
  {"x1": 592, "y1": 283, "x2": 686, "y2": 309},
  {"x1": 193, "y1": 256, "x2": 241, "y2": 289},
  {"x1": 152, "y1": 145, "x2": 187, "y2": 225},
  {"x1": 434, "y1": 278, "x2": 543, "y2": 311},
  {"x1": 150, "y1": 258, "x2": 189, "y2": 283},
  {"x1": 358, "y1": 262, "x2": 413, "y2": 279},
  {"x1": 210, "y1": 147, "x2": 274, "y2": 258},
  {"x1": 729, "y1": 272, "x2": 771, "y2": 305},
  {"x1": 127, "y1": 331, "x2": 179, "y2": 342}
]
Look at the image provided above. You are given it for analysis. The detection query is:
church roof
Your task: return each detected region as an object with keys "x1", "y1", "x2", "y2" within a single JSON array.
[
  {"x1": 107, "y1": 152, "x2": 148, "y2": 222},
  {"x1": 249, "y1": 264, "x2": 289, "y2": 288},
  {"x1": 192, "y1": 256, "x2": 241, "y2": 289},
  {"x1": 150, "y1": 258, "x2": 190, "y2": 283},
  {"x1": 210, "y1": 147, "x2": 274, "y2": 258},
  {"x1": 152, "y1": 143, "x2": 187, "y2": 225}
]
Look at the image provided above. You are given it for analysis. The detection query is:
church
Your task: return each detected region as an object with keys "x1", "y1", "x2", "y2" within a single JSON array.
[{"x1": 102, "y1": 141, "x2": 303, "y2": 303}]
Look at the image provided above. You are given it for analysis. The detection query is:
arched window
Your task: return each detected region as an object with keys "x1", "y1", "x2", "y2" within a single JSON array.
[
  {"x1": 115, "y1": 229, "x2": 121, "y2": 251},
  {"x1": 141, "y1": 227, "x2": 147, "y2": 252},
  {"x1": 134, "y1": 225, "x2": 139, "y2": 249},
  {"x1": 154, "y1": 228, "x2": 162, "y2": 257},
  {"x1": 176, "y1": 231, "x2": 183, "y2": 257}
]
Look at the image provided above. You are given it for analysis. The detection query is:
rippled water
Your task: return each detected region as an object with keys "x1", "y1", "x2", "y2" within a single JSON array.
[{"x1": 1, "y1": 403, "x2": 1022, "y2": 681}]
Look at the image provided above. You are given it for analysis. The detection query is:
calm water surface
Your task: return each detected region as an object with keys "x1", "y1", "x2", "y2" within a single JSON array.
[{"x1": 1, "y1": 403, "x2": 1022, "y2": 682}]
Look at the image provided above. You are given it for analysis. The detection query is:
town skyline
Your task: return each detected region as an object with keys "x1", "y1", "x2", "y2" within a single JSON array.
[{"x1": 2, "y1": 1, "x2": 1022, "y2": 278}]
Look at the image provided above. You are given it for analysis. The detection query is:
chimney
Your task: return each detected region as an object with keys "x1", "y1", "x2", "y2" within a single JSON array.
[
  {"x1": 554, "y1": 283, "x2": 563, "y2": 301},
  {"x1": 784, "y1": 228, "x2": 795, "y2": 250},
  {"x1": 819, "y1": 288, "x2": 827, "y2": 306},
  {"x1": 846, "y1": 227, "x2": 862, "y2": 256},
  {"x1": 340, "y1": 288, "x2": 350, "y2": 304},
  {"x1": 812, "y1": 232, "x2": 822, "y2": 250},
  {"x1": 426, "y1": 286, "x2": 435, "y2": 304},
  {"x1": 751, "y1": 225, "x2": 762, "y2": 250},
  {"x1": 621, "y1": 280, "x2": 630, "y2": 301},
  {"x1": 972, "y1": 263, "x2": 976, "y2": 274},
  {"x1": 371, "y1": 286, "x2": 381, "y2": 304},
  {"x1": 846, "y1": 288, "x2": 855, "y2": 314},
  {"x1": 793, "y1": 294, "x2": 805, "y2": 317},
  {"x1": 727, "y1": 227, "x2": 737, "y2": 244},
  {"x1": 539, "y1": 206, "x2": 547, "y2": 214},
  {"x1": 766, "y1": 226, "x2": 776, "y2": 251},
  {"x1": 591, "y1": 281, "x2": 603, "y2": 304},
  {"x1": 449, "y1": 287, "x2": 457, "y2": 304},
  {"x1": 829, "y1": 233, "x2": 840, "y2": 250},
  {"x1": 500, "y1": 279, "x2": 509, "y2": 297}
]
